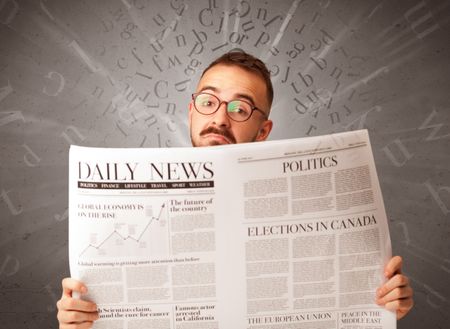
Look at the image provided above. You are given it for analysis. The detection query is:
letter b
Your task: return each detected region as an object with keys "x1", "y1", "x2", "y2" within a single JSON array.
[{"x1": 298, "y1": 72, "x2": 313, "y2": 87}]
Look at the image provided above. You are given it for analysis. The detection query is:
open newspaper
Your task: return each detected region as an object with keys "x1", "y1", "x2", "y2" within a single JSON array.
[{"x1": 69, "y1": 129, "x2": 396, "y2": 329}]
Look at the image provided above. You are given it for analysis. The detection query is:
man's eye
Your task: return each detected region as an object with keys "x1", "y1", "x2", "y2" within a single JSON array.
[
  {"x1": 229, "y1": 103, "x2": 248, "y2": 115},
  {"x1": 200, "y1": 100, "x2": 214, "y2": 107}
]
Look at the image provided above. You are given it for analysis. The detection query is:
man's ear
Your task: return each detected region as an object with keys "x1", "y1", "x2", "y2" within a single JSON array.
[{"x1": 255, "y1": 119, "x2": 273, "y2": 141}]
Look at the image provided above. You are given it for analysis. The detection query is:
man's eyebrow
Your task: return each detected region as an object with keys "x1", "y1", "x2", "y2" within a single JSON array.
[
  {"x1": 238, "y1": 94, "x2": 257, "y2": 107},
  {"x1": 199, "y1": 85, "x2": 219, "y2": 93},
  {"x1": 198, "y1": 86, "x2": 257, "y2": 106}
]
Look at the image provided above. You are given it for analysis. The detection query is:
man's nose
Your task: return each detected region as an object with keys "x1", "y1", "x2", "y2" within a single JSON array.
[{"x1": 212, "y1": 102, "x2": 231, "y2": 127}]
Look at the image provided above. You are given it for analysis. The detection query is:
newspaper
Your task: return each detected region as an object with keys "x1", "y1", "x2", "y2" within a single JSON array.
[{"x1": 69, "y1": 129, "x2": 396, "y2": 329}]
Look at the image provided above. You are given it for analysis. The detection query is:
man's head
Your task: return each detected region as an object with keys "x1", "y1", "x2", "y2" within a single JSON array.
[{"x1": 189, "y1": 51, "x2": 273, "y2": 147}]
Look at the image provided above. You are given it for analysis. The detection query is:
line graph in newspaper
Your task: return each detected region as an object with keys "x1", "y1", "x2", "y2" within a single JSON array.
[{"x1": 75, "y1": 197, "x2": 169, "y2": 260}]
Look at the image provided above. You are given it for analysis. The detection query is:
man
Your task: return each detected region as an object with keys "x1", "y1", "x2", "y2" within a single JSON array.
[{"x1": 57, "y1": 51, "x2": 414, "y2": 328}]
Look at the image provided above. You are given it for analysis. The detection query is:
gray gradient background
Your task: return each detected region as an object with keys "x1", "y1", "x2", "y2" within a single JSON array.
[{"x1": 1, "y1": 0, "x2": 449, "y2": 328}]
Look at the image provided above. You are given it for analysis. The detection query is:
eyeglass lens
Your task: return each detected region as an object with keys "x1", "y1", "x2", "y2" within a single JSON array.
[{"x1": 194, "y1": 93, "x2": 252, "y2": 121}]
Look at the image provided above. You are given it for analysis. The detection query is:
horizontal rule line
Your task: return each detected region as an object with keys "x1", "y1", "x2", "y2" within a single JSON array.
[
  {"x1": 77, "y1": 180, "x2": 214, "y2": 190},
  {"x1": 238, "y1": 143, "x2": 367, "y2": 163}
]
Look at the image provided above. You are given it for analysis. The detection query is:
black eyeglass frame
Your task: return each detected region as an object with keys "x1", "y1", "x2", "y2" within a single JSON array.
[{"x1": 191, "y1": 92, "x2": 268, "y2": 122}]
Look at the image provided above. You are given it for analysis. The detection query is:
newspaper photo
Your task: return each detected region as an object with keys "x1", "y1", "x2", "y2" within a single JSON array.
[{"x1": 69, "y1": 129, "x2": 396, "y2": 329}]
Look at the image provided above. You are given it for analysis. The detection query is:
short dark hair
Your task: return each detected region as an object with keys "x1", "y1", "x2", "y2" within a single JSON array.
[{"x1": 201, "y1": 51, "x2": 274, "y2": 110}]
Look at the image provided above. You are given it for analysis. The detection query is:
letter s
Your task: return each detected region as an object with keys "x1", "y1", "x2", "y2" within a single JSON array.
[
  {"x1": 332, "y1": 155, "x2": 338, "y2": 166},
  {"x1": 203, "y1": 162, "x2": 214, "y2": 179}
]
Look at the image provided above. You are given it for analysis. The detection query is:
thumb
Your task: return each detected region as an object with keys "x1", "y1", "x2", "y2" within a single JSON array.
[{"x1": 61, "y1": 277, "x2": 88, "y2": 298}]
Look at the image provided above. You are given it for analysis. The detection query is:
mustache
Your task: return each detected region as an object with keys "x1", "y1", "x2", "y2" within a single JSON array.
[{"x1": 200, "y1": 126, "x2": 236, "y2": 144}]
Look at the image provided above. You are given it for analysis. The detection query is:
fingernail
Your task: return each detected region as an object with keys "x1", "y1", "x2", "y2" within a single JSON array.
[{"x1": 81, "y1": 286, "x2": 87, "y2": 294}]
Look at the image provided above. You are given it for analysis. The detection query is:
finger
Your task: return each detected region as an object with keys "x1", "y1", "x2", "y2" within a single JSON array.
[
  {"x1": 60, "y1": 321, "x2": 94, "y2": 329},
  {"x1": 57, "y1": 297, "x2": 97, "y2": 312},
  {"x1": 376, "y1": 286, "x2": 413, "y2": 305},
  {"x1": 61, "y1": 278, "x2": 88, "y2": 298},
  {"x1": 57, "y1": 309, "x2": 99, "y2": 324},
  {"x1": 377, "y1": 274, "x2": 409, "y2": 298},
  {"x1": 384, "y1": 256, "x2": 402, "y2": 278},
  {"x1": 384, "y1": 298, "x2": 414, "y2": 320}
]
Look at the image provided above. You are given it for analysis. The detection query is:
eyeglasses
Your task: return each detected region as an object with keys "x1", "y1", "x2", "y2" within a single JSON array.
[{"x1": 191, "y1": 92, "x2": 267, "y2": 122}]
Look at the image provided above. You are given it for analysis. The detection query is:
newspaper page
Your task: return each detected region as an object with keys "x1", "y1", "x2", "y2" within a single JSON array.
[{"x1": 69, "y1": 129, "x2": 396, "y2": 329}]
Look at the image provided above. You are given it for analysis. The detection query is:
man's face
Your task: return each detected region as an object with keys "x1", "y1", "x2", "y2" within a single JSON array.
[{"x1": 189, "y1": 64, "x2": 273, "y2": 147}]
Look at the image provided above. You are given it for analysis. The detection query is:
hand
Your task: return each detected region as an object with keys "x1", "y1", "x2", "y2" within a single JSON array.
[
  {"x1": 376, "y1": 256, "x2": 414, "y2": 320},
  {"x1": 56, "y1": 277, "x2": 99, "y2": 328}
]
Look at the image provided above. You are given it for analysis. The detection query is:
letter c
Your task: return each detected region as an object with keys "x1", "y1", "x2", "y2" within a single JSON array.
[{"x1": 154, "y1": 80, "x2": 168, "y2": 99}]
